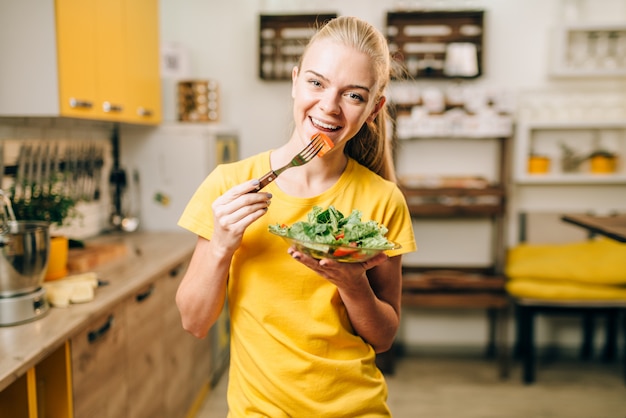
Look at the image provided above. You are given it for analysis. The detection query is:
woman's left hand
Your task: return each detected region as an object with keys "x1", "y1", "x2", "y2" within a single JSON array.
[
  {"x1": 287, "y1": 247, "x2": 388, "y2": 289},
  {"x1": 287, "y1": 247, "x2": 400, "y2": 352}
]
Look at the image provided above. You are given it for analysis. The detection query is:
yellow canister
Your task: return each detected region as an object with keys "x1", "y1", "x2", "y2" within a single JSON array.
[
  {"x1": 528, "y1": 155, "x2": 550, "y2": 174},
  {"x1": 589, "y1": 155, "x2": 617, "y2": 174},
  {"x1": 45, "y1": 236, "x2": 69, "y2": 281}
]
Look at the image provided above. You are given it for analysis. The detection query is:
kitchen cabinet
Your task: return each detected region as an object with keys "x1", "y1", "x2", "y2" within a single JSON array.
[
  {"x1": 69, "y1": 257, "x2": 219, "y2": 418},
  {"x1": 0, "y1": 0, "x2": 161, "y2": 124},
  {"x1": 71, "y1": 304, "x2": 129, "y2": 418},
  {"x1": 125, "y1": 281, "x2": 166, "y2": 418},
  {"x1": 0, "y1": 233, "x2": 203, "y2": 418},
  {"x1": 122, "y1": 0, "x2": 162, "y2": 123},
  {"x1": 162, "y1": 260, "x2": 204, "y2": 418},
  {"x1": 0, "y1": 343, "x2": 72, "y2": 418}
]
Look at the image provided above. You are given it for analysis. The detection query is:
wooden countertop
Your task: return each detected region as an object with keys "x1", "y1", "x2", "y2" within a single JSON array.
[{"x1": 0, "y1": 231, "x2": 197, "y2": 392}]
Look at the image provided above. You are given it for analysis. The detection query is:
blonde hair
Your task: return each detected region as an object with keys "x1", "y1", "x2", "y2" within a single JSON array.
[{"x1": 300, "y1": 16, "x2": 398, "y2": 182}]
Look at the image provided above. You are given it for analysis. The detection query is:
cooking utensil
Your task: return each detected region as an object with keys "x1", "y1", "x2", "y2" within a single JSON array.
[
  {"x1": 0, "y1": 191, "x2": 50, "y2": 297},
  {"x1": 253, "y1": 133, "x2": 325, "y2": 192},
  {"x1": 120, "y1": 168, "x2": 140, "y2": 232}
]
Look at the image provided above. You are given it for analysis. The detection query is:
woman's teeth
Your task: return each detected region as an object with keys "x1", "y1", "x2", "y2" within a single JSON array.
[{"x1": 311, "y1": 117, "x2": 339, "y2": 130}]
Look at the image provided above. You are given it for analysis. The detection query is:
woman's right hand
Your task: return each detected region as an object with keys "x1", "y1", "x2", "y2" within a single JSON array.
[{"x1": 210, "y1": 179, "x2": 272, "y2": 255}]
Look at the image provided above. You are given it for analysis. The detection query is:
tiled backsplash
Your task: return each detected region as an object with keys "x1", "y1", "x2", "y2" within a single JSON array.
[{"x1": 0, "y1": 117, "x2": 114, "y2": 239}]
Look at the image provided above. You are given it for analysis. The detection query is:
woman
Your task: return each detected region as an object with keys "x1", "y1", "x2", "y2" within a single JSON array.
[{"x1": 176, "y1": 16, "x2": 416, "y2": 416}]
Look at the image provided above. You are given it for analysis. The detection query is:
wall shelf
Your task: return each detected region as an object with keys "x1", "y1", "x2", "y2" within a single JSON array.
[
  {"x1": 514, "y1": 120, "x2": 626, "y2": 184},
  {"x1": 550, "y1": 23, "x2": 626, "y2": 78},
  {"x1": 258, "y1": 13, "x2": 337, "y2": 81},
  {"x1": 386, "y1": 10, "x2": 484, "y2": 79}
]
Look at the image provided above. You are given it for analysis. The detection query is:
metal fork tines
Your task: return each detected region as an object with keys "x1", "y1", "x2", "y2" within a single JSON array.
[{"x1": 255, "y1": 134, "x2": 324, "y2": 191}]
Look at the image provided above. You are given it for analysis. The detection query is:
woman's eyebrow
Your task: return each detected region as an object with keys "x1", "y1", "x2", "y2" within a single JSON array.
[{"x1": 305, "y1": 70, "x2": 371, "y2": 93}]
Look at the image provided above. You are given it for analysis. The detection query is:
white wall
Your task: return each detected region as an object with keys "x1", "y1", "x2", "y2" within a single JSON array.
[
  {"x1": 159, "y1": 0, "x2": 626, "y2": 158},
  {"x1": 156, "y1": 0, "x2": 626, "y2": 352}
]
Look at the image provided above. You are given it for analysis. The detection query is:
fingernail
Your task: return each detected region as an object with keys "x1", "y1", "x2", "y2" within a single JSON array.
[{"x1": 265, "y1": 193, "x2": 272, "y2": 198}]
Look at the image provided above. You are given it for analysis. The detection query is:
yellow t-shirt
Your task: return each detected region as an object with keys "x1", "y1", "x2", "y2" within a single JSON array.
[{"x1": 179, "y1": 151, "x2": 416, "y2": 417}]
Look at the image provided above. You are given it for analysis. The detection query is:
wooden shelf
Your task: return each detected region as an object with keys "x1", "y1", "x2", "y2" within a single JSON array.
[
  {"x1": 402, "y1": 270, "x2": 508, "y2": 311},
  {"x1": 259, "y1": 13, "x2": 337, "y2": 81},
  {"x1": 386, "y1": 10, "x2": 484, "y2": 79},
  {"x1": 401, "y1": 185, "x2": 505, "y2": 217}
]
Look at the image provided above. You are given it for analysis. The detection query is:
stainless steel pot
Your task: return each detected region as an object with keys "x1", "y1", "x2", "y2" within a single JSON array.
[{"x1": 0, "y1": 221, "x2": 50, "y2": 297}]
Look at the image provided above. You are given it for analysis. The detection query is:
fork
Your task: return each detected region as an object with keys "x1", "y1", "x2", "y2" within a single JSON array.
[{"x1": 253, "y1": 133, "x2": 324, "y2": 192}]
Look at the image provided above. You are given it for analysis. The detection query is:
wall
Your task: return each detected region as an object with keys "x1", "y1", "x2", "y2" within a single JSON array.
[{"x1": 157, "y1": 0, "x2": 626, "y2": 352}]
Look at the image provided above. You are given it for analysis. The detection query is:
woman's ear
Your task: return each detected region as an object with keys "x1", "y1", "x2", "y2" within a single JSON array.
[
  {"x1": 367, "y1": 96, "x2": 386, "y2": 123},
  {"x1": 291, "y1": 66, "x2": 299, "y2": 99}
]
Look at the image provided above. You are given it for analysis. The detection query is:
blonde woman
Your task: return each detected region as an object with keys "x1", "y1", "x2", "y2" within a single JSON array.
[{"x1": 176, "y1": 16, "x2": 416, "y2": 416}]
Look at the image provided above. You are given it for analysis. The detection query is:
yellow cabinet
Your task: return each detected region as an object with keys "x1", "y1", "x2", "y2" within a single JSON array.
[
  {"x1": 0, "y1": 0, "x2": 161, "y2": 124},
  {"x1": 56, "y1": 0, "x2": 161, "y2": 124},
  {"x1": 123, "y1": 0, "x2": 162, "y2": 124},
  {"x1": 0, "y1": 343, "x2": 73, "y2": 418}
]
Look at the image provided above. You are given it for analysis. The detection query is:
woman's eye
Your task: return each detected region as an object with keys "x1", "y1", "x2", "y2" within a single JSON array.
[
  {"x1": 308, "y1": 79, "x2": 322, "y2": 88},
  {"x1": 347, "y1": 92, "x2": 365, "y2": 102}
]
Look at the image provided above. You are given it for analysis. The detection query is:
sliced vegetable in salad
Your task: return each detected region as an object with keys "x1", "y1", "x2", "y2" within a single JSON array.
[{"x1": 269, "y1": 205, "x2": 396, "y2": 250}]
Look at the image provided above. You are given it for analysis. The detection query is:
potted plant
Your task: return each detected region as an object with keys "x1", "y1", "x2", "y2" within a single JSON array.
[
  {"x1": 9, "y1": 176, "x2": 81, "y2": 281},
  {"x1": 588, "y1": 148, "x2": 617, "y2": 174}
]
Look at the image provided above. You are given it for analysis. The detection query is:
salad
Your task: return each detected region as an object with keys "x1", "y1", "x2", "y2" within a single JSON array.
[{"x1": 269, "y1": 206, "x2": 396, "y2": 258}]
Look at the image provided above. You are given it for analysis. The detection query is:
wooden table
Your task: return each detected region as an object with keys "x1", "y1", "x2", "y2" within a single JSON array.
[{"x1": 561, "y1": 214, "x2": 626, "y2": 243}]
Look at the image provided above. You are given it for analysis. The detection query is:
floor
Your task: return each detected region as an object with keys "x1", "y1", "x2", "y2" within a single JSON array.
[{"x1": 196, "y1": 351, "x2": 626, "y2": 418}]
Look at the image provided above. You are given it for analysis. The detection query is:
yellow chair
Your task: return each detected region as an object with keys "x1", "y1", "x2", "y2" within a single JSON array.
[{"x1": 505, "y1": 213, "x2": 626, "y2": 384}]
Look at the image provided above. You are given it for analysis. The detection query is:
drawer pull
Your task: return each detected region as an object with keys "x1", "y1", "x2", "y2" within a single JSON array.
[
  {"x1": 137, "y1": 107, "x2": 153, "y2": 117},
  {"x1": 135, "y1": 284, "x2": 155, "y2": 303},
  {"x1": 103, "y1": 101, "x2": 124, "y2": 113},
  {"x1": 69, "y1": 98, "x2": 93, "y2": 109},
  {"x1": 87, "y1": 315, "x2": 114, "y2": 344}
]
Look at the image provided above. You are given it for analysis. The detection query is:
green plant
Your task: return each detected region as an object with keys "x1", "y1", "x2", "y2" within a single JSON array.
[
  {"x1": 588, "y1": 149, "x2": 615, "y2": 158},
  {"x1": 9, "y1": 178, "x2": 80, "y2": 228}
]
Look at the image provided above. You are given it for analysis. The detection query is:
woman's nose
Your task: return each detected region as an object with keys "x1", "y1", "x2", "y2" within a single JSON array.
[{"x1": 319, "y1": 93, "x2": 341, "y2": 114}]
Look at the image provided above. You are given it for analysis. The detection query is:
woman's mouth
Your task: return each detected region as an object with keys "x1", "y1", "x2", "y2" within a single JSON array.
[{"x1": 311, "y1": 117, "x2": 340, "y2": 132}]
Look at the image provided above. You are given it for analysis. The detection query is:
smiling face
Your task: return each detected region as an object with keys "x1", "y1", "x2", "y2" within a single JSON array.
[{"x1": 291, "y1": 38, "x2": 385, "y2": 152}]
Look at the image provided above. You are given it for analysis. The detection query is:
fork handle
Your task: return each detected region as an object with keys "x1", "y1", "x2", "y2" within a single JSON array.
[{"x1": 254, "y1": 170, "x2": 278, "y2": 192}]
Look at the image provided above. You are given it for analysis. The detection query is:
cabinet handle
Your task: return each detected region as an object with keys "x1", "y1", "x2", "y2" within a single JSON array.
[
  {"x1": 103, "y1": 101, "x2": 124, "y2": 113},
  {"x1": 135, "y1": 284, "x2": 155, "y2": 303},
  {"x1": 137, "y1": 107, "x2": 153, "y2": 117},
  {"x1": 69, "y1": 98, "x2": 93, "y2": 109},
  {"x1": 87, "y1": 315, "x2": 114, "y2": 344}
]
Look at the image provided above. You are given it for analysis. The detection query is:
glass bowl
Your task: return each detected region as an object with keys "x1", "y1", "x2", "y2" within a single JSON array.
[{"x1": 269, "y1": 230, "x2": 401, "y2": 263}]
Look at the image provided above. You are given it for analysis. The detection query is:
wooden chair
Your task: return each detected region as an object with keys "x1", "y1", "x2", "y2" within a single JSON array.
[{"x1": 506, "y1": 212, "x2": 626, "y2": 384}]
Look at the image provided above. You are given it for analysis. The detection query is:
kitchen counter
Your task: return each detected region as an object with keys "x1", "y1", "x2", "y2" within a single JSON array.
[{"x1": 0, "y1": 231, "x2": 197, "y2": 392}]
